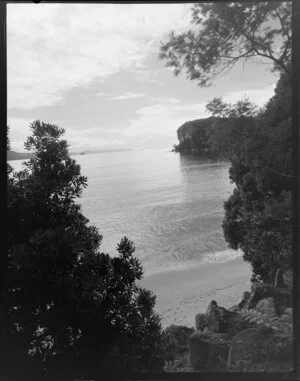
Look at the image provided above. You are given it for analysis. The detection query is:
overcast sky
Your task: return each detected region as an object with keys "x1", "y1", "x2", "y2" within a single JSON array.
[{"x1": 7, "y1": 3, "x2": 279, "y2": 152}]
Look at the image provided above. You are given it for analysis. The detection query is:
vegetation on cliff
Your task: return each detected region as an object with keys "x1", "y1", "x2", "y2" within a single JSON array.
[
  {"x1": 216, "y1": 71, "x2": 292, "y2": 285},
  {"x1": 174, "y1": 118, "x2": 215, "y2": 154},
  {"x1": 6, "y1": 121, "x2": 164, "y2": 379}
]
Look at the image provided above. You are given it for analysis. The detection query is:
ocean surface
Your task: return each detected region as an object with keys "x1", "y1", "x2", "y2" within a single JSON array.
[{"x1": 10, "y1": 149, "x2": 242, "y2": 275}]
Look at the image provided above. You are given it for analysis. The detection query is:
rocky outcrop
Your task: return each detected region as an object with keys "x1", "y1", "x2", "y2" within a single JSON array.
[
  {"x1": 166, "y1": 282, "x2": 293, "y2": 373},
  {"x1": 188, "y1": 288, "x2": 293, "y2": 372},
  {"x1": 196, "y1": 300, "x2": 254, "y2": 338},
  {"x1": 206, "y1": 300, "x2": 239, "y2": 334}
]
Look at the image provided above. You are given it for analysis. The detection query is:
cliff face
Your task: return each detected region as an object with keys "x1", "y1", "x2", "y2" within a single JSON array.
[
  {"x1": 175, "y1": 118, "x2": 214, "y2": 153},
  {"x1": 177, "y1": 121, "x2": 198, "y2": 144}
]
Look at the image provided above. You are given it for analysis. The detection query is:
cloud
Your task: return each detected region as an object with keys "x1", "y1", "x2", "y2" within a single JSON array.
[
  {"x1": 65, "y1": 128, "x2": 126, "y2": 151},
  {"x1": 120, "y1": 101, "x2": 208, "y2": 148},
  {"x1": 148, "y1": 97, "x2": 181, "y2": 104},
  {"x1": 111, "y1": 92, "x2": 146, "y2": 100},
  {"x1": 7, "y1": 3, "x2": 191, "y2": 109},
  {"x1": 96, "y1": 92, "x2": 109, "y2": 97},
  {"x1": 7, "y1": 118, "x2": 126, "y2": 152},
  {"x1": 133, "y1": 68, "x2": 164, "y2": 86}
]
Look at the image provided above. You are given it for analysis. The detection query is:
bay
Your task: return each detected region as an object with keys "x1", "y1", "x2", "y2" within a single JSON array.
[{"x1": 10, "y1": 148, "x2": 242, "y2": 275}]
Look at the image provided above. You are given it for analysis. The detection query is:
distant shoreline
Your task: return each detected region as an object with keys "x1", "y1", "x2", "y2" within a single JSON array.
[
  {"x1": 7, "y1": 148, "x2": 133, "y2": 161},
  {"x1": 72, "y1": 148, "x2": 132, "y2": 156}
]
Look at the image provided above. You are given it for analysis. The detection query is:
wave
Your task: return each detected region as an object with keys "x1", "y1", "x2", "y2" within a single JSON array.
[
  {"x1": 143, "y1": 248, "x2": 244, "y2": 276},
  {"x1": 202, "y1": 249, "x2": 243, "y2": 264}
]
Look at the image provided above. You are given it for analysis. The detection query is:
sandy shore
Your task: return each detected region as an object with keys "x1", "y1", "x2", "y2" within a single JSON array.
[{"x1": 139, "y1": 257, "x2": 252, "y2": 329}]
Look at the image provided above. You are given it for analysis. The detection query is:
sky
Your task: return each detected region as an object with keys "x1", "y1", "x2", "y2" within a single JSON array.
[{"x1": 7, "y1": 3, "x2": 280, "y2": 152}]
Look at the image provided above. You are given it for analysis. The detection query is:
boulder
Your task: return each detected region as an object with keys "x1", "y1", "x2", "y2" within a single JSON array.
[
  {"x1": 189, "y1": 332, "x2": 230, "y2": 371},
  {"x1": 205, "y1": 300, "x2": 238, "y2": 333},
  {"x1": 255, "y1": 298, "x2": 276, "y2": 316},
  {"x1": 227, "y1": 327, "x2": 274, "y2": 370},
  {"x1": 228, "y1": 304, "x2": 239, "y2": 312}
]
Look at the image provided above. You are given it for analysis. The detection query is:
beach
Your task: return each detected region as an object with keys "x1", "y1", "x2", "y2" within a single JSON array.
[{"x1": 140, "y1": 257, "x2": 252, "y2": 328}]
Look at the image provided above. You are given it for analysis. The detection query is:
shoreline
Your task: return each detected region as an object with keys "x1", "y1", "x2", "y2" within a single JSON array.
[{"x1": 139, "y1": 257, "x2": 252, "y2": 328}]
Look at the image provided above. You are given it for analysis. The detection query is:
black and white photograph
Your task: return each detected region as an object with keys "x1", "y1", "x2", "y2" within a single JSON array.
[{"x1": 4, "y1": 1, "x2": 297, "y2": 379}]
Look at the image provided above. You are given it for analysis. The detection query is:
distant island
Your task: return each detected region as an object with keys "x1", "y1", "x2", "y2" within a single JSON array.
[{"x1": 7, "y1": 150, "x2": 35, "y2": 161}]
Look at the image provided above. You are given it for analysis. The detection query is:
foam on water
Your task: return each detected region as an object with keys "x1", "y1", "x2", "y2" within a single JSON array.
[{"x1": 202, "y1": 248, "x2": 243, "y2": 264}]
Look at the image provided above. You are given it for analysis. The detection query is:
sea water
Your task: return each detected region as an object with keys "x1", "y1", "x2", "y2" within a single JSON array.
[{"x1": 10, "y1": 148, "x2": 242, "y2": 275}]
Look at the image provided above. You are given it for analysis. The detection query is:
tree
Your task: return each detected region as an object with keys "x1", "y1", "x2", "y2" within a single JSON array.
[
  {"x1": 6, "y1": 121, "x2": 163, "y2": 380},
  {"x1": 159, "y1": 2, "x2": 291, "y2": 86}
]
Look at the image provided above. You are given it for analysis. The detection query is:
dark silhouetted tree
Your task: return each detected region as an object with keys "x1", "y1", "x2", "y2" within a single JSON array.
[{"x1": 6, "y1": 121, "x2": 163, "y2": 380}]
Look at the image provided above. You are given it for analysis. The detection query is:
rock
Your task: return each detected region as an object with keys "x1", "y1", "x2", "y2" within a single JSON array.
[
  {"x1": 189, "y1": 332, "x2": 230, "y2": 371},
  {"x1": 206, "y1": 300, "x2": 238, "y2": 333},
  {"x1": 228, "y1": 304, "x2": 239, "y2": 312},
  {"x1": 227, "y1": 327, "x2": 274, "y2": 370},
  {"x1": 256, "y1": 297, "x2": 276, "y2": 315},
  {"x1": 238, "y1": 291, "x2": 251, "y2": 310},
  {"x1": 195, "y1": 313, "x2": 207, "y2": 331},
  {"x1": 245, "y1": 283, "x2": 292, "y2": 315}
]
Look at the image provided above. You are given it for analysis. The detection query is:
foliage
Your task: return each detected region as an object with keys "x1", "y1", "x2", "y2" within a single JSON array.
[
  {"x1": 6, "y1": 121, "x2": 164, "y2": 379},
  {"x1": 159, "y1": 2, "x2": 291, "y2": 86}
]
